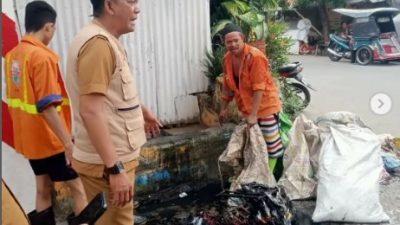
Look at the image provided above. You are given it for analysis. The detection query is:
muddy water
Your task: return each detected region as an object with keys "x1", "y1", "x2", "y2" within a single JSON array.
[{"x1": 136, "y1": 182, "x2": 223, "y2": 225}]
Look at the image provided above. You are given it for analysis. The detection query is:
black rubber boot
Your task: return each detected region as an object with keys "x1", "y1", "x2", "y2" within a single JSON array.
[
  {"x1": 67, "y1": 192, "x2": 107, "y2": 225},
  {"x1": 28, "y1": 207, "x2": 56, "y2": 225}
]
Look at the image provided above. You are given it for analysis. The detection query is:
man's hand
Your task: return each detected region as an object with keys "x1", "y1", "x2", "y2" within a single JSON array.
[
  {"x1": 64, "y1": 142, "x2": 74, "y2": 165},
  {"x1": 142, "y1": 105, "x2": 162, "y2": 137},
  {"x1": 41, "y1": 106, "x2": 75, "y2": 166},
  {"x1": 246, "y1": 114, "x2": 258, "y2": 128},
  {"x1": 109, "y1": 172, "x2": 133, "y2": 207},
  {"x1": 144, "y1": 114, "x2": 162, "y2": 137},
  {"x1": 219, "y1": 109, "x2": 228, "y2": 124}
]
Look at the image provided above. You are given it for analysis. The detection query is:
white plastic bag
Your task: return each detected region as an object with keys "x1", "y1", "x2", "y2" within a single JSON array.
[{"x1": 312, "y1": 112, "x2": 389, "y2": 223}]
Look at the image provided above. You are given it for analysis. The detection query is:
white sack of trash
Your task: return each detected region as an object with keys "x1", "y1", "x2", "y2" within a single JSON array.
[
  {"x1": 312, "y1": 112, "x2": 389, "y2": 223},
  {"x1": 280, "y1": 112, "x2": 389, "y2": 223}
]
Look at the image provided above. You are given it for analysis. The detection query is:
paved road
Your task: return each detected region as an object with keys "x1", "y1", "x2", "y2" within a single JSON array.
[{"x1": 289, "y1": 55, "x2": 399, "y2": 136}]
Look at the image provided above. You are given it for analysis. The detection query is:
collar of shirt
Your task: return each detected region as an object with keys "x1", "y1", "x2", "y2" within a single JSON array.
[
  {"x1": 224, "y1": 43, "x2": 252, "y2": 89},
  {"x1": 21, "y1": 35, "x2": 59, "y2": 62},
  {"x1": 224, "y1": 43, "x2": 251, "y2": 62}
]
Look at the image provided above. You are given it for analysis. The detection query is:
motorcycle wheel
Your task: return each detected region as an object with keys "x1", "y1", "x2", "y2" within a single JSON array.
[
  {"x1": 356, "y1": 46, "x2": 373, "y2": 65},
  {"x1": 328, "y1": 51, "x2": 342, "y2": 62},
  {"x1": 288, "y1": 83, "x2": 311, "y2": 109},
  {"x1": 327, "y1": 43, "x2": 342, "y2": 62}
]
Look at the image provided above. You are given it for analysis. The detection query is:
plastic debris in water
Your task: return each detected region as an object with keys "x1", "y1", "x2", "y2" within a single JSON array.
[{"x1": 179, "y1": 192, "x2": 188, "y2": 198}]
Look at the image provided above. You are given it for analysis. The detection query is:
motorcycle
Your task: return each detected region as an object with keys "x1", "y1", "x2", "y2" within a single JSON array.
[
  {"x1": 278, "y1": 62, "x2": 315, "y2": 109},
  {"x1": 328, "y1": 8, "x2": 400, "y2": 65},
  {"x1": 327, "y1": 34, "x2": 354, "y2": 62}
]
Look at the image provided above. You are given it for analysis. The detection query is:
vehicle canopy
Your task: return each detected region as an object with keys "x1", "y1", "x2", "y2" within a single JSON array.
[
  {"x1": 395, "y1": 14, "x2": 400, "y2": 38},
  {"x1": 334, "y1": 8, "x2": 400, "y2": 38}
]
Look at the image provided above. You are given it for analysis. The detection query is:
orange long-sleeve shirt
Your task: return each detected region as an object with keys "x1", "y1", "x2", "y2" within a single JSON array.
[{"x1": 222, "y1": 44, "x2": 281, "y2": 117}]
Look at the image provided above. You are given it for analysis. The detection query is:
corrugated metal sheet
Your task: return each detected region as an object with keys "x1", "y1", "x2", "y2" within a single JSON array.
[{"x1": 14, "y1": 0, "x2": 211, "y2": 124}]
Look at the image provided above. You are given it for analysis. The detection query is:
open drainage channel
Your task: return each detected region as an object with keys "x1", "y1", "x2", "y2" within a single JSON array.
[{"x1": 136, "y1": 181, "x2": 302, "y2": 225}]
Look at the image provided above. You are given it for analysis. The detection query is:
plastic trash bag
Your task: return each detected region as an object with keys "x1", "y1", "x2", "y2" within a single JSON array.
[
  {"x1": 279, "y1": 112, "x2": 292, "y2": 149},
  {"x1": 312, "y1": 112, "x2": 390, "y2": 223},
  {"x1": 382, "y1": 153, "x2": 400, "y2": 174},
  {"x1": 220, "y1": 183, "x2": 294, "y2": 225}
]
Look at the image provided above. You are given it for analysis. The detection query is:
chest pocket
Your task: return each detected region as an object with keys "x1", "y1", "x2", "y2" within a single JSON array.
[{"x1": 121, "y1": 72, "x2": 138, "y2": 101}]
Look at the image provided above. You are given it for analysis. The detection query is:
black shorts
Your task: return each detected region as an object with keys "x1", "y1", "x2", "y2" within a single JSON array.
[{"x1": 29, "y1": 152, "x2": 78, "y2": 182}]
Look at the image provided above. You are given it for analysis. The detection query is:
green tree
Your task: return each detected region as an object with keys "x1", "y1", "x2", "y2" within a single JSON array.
[
  {"x1": 294, "y1": 0, "x2": 346, "y2": 41},
  {"x1": 210, "y1": 0, "x2": 279, "y2": 42}
]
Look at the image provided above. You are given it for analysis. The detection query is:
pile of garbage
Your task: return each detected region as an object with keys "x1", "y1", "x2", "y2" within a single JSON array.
[
  {"x1": 278, "y1": 112, "x2": 393, "y2": 223},
  {"x1": 136, "y1": 111, "x2": 398, "y2": 225},
  {"x1": 380, "y1": 135, "x2": 400, "y2": 181},
  {"x1": 190, "y1": 183, "x2": 294, "y2": 225},
  {"x1": 136, "y1": 182, "x2": 294, "y2": 225}
]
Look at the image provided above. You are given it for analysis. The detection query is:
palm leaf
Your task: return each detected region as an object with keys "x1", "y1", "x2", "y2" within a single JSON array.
[
  {"x1": 238, "y1": 11, "x2": 259, "y2": 27},
  {"x1": 254, "y1": 22, "x2": 268, "y2": 39},
  {"x1": 232, "y1": 0, "x2": 251, "y2": 12},
  {"x1": 222, "y1": 1, "x2": 243, "y2": 18}
]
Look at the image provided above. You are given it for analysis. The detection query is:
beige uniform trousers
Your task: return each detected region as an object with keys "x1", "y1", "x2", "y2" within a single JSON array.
[
  {"x1": 72, "y1": 159, "x2": 139, "y2": 225},
  {"x1": 2, "y1": 180, "x2": 30, "y2": 225}
]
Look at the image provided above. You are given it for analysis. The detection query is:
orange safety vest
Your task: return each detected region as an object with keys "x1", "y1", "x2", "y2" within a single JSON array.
[{"x1": 4, "y1": 35, "x2": 71, "y2": 159}]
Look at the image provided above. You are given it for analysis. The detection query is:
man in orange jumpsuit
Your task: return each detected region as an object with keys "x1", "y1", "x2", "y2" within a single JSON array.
[
  {"x1": 219, "y1": 23, "x2": 284, "y2": 172},
  {"x1": 4, "y1": 2, "x2": 89, "y2": 224}
]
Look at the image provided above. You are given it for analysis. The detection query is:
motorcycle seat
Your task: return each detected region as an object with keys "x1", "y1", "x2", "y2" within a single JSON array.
[{"x1": 278, "y1": 62, "x2": 300, "y2": 74}]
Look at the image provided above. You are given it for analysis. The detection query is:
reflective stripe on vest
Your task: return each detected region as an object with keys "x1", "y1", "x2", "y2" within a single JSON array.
[
  {"x1": 5, "y1": 54, "x2": 12, "y2": 98},
  {"x1": 22, "y1": 55, "x2": 28, "y2": 103},
  {"x1": 5, "y1": 54, "x2": 69, "y2": 114},
  {"x1": 6, "y1": 98, "x2": 68, "y2": 114}
]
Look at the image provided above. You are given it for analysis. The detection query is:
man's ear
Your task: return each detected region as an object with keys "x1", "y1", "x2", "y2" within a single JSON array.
[
  {"x1": 43, "y1": 22, "x2": 54, "y2": 33},
  {"x1": 104, "y1": 0, "x2": 116, "y2": 15},
  {"x1": 240, "y1": 33, "x2": 245, "y2": 41}
]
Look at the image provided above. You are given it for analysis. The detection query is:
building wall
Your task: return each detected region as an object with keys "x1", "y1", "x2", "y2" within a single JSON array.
[{"x1": 13, "y1": 0, "x2": 212, "y2": 124}]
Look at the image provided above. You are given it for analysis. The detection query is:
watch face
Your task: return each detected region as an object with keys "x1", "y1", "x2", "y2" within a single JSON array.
[
  {"x1": 116, "y1": 161, "x2": 124, "y2": 172},
  {"x1": 107, "y1": 161, "x2": 125, "y2": 174}
]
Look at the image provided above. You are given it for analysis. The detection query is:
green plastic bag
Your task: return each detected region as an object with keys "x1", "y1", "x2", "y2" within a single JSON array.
[
  {"x1": 273, "y1": 112, "x2": 293, "y2": 180},
  {"x1": 279, "y1": 112, "x2": 292, "y2": 148}
]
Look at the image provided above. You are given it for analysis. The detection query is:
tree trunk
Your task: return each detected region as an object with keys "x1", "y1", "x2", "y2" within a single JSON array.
[{"x1": 318, "y1": 0, "x2": 330, "y2": 42}]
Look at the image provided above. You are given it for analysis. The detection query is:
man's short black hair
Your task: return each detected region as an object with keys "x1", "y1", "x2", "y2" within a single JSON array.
[
  {"x1": 25, "y1": 1, "x2": 57, "y2": 32},
  {"x1": 220, "y1": 23, "x2": 243, "y2": 40},
  {"x1": 90, "y1": 0, "x2": 105, "y2": 17}
]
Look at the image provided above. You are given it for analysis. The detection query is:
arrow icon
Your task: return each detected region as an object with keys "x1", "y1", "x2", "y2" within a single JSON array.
[
  {"x1": 370, "y1": 93, "x2": 392, "y2": 115},
  {"x1": 378, "y1": 99, "x2": 384, "y2": 109}
]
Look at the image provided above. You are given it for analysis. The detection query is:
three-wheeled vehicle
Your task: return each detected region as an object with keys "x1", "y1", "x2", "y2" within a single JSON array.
[{"x1": 327, "y1": 8, "x2": 400, "y2": 65}]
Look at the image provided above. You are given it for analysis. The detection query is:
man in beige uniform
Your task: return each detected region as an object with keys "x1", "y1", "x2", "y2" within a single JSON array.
[
  {"x1": 2, "y1": 180, "x2": 30, "y2": 225},
  {"x1": 66, "y1": 0, "x2": 161, "y2": 224}
]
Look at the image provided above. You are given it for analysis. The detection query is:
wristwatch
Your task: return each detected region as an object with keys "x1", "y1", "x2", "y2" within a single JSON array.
[{"x1": 105, "y1": 161, "x2": 125, "y2": 175}]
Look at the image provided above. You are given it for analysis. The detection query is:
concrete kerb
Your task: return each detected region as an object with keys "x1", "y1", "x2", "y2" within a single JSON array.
[{"x1": 136, "y1": 123, "x2": 236, "y2": 195}]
